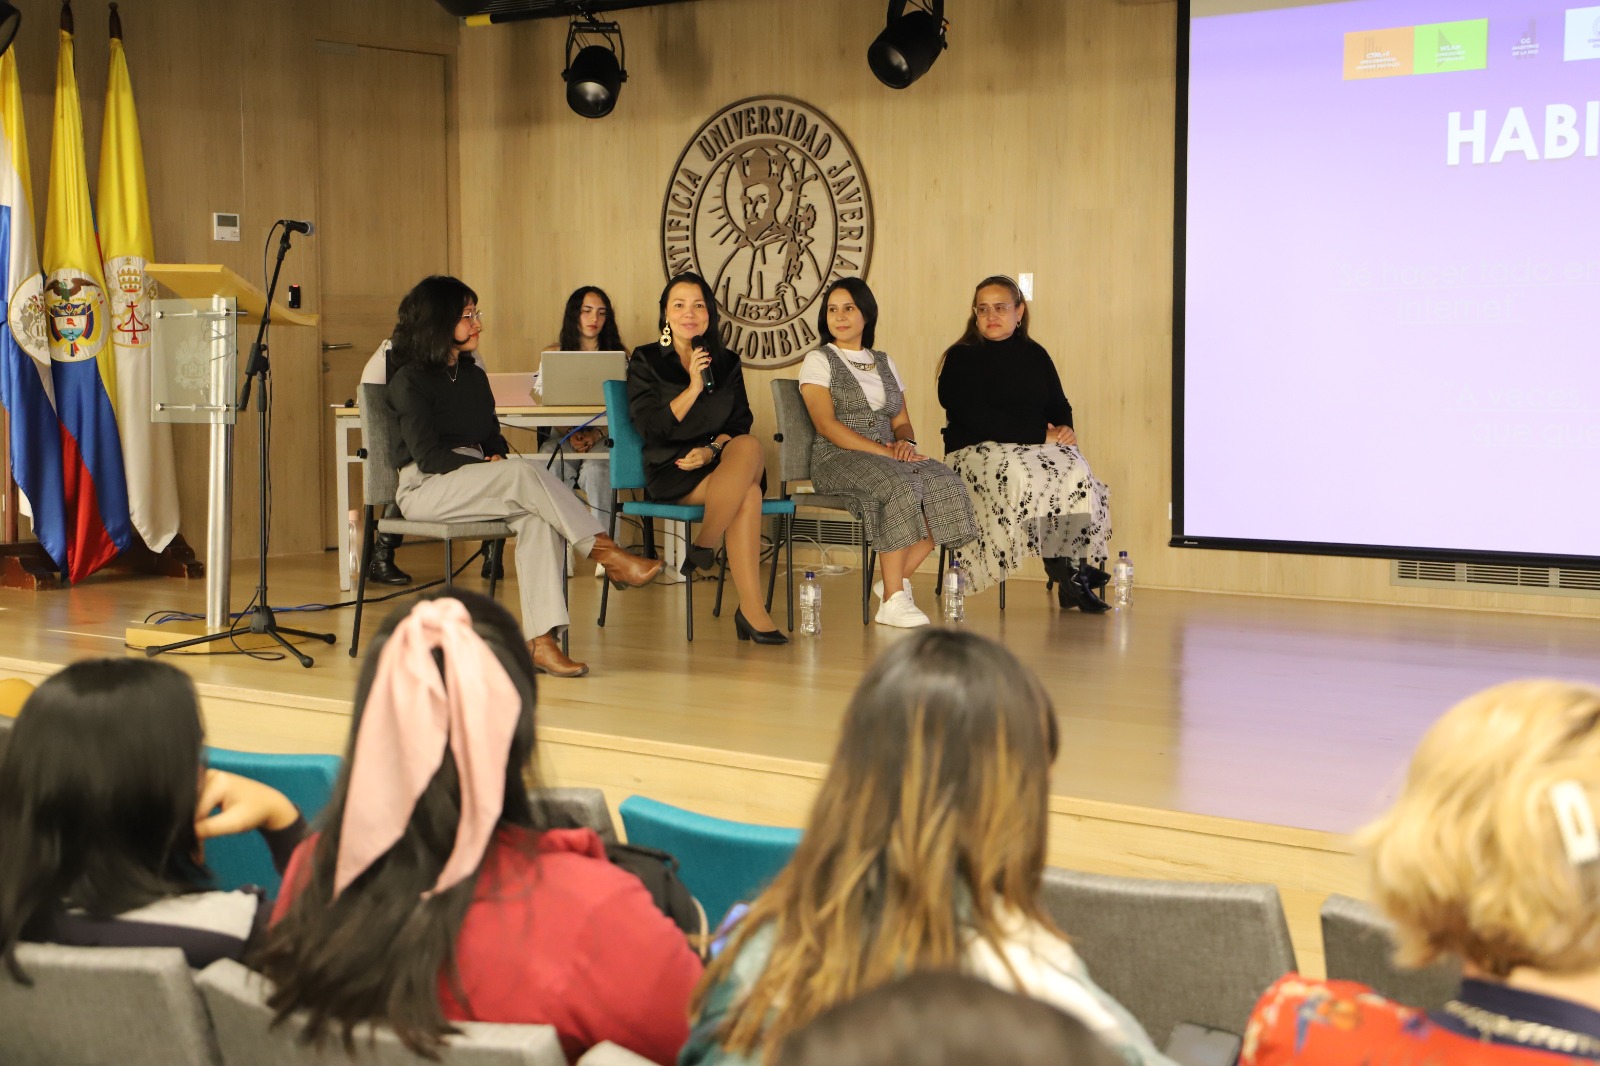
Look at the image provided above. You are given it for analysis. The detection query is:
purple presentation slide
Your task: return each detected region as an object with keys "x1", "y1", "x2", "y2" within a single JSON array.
[{"x1": 1183, "y1": 0, "x2": 1600, "y2": 559}]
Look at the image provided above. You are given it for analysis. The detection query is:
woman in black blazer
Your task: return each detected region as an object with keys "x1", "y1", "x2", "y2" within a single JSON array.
[{"x1": 626, "y1": 273, "x2": 785, "y2": 645}]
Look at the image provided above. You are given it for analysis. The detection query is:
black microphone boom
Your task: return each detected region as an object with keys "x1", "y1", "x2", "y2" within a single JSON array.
[
  {"x1": 691, "y1": 334, "x2": 714, "y2": 393},
  {"x1": 280, "y1": 219, "x2": 315, "y2": 236}
]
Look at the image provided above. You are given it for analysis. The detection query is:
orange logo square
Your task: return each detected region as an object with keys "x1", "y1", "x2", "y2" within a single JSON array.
[{"x1": 1344, "y1": 27, "x2": 1415, "y2": 79}]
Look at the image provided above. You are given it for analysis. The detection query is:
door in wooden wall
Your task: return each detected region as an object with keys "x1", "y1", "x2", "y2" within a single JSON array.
[{"x1": 315, "y1": 42, "x2": 451, "y2": 552}]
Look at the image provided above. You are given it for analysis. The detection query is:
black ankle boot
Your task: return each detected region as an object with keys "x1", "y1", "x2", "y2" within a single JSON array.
[
  {"x1": 1079, "y1": 558, "x2": 1111, "y2": 591},
  {"x1": 481, "y1": 539, "x2": 506, "y2": 580},
  {"x1": 368, "y1": 534, "x2": 411, "y2": 586},
  {"x1": 1043, "y1": 557, "x2": 1075, "y2": 590},
  {"x1": 1068, "y1": 564, "x2": 1111, "y2": 613}
]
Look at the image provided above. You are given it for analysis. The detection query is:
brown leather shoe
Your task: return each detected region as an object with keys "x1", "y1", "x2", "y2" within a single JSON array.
[
  {"x1": 588, "y1": 534, "x2": 664, "y2": 589},
  {"x1": 528, "y1": 634, "x2": 588, "y2": 678}
]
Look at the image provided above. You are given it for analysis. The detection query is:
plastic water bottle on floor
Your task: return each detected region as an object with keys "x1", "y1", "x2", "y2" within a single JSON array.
[
  {"x1": 942, "y1": 557, "x2": 966, "y2": 623},
  {"x1": 1112, "y1": 551, "x2": 1133, "y2": 609},
  {"x1": 799, "y1": 571, "x2": 822, "y2": 635}
]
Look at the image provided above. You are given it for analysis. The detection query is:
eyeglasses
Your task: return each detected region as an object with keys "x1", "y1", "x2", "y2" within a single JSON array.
[
  {"x1": 460, "y1": 310, "x2": 485, "y2": 322},
  {"x1": 973, "y1": 303, "x2": 1015, "y2": 317}
]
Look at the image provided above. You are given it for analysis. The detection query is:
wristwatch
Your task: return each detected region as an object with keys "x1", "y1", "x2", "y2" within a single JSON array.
[{"x1": 708, "y1": 439, "x2": 725, "y2": 458}]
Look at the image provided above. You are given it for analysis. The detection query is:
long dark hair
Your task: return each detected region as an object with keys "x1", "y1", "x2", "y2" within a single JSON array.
[
  {"x1": 558, "y1": 286, "x2": 626, "y2": 352},
  {"x1": 390, "y1": 275, "x2": 479, "y2": 371},
  {"x1": 816, "y1": 277, "x2": 878, "y2": 350},
  {"x1": 257, "y1": 590, "x2": 544, "y2": 1057},
  {"x1": 0, "y1": 659, "x2": 209, "y2": 984},
  {"x1": 657, "y1": 271, "x2": 725, "y2": 354},
  {"x1": 953, "y1": 274, "x2": 1030, "y2": 348},
  {"x1": 695, "y1": 630, "x2": 1061, "y2": 1059}
]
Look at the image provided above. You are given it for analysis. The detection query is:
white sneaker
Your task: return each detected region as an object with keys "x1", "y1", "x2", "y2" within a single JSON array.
[
  {"x1": 871, "y1": 578, "x2": 915, "y2": 601},
  {"x1": 875, "y1": 590, "x2": 931, "y2": 628}
]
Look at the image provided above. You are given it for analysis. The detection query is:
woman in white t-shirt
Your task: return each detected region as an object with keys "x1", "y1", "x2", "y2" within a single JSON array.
[{"x1": 798, "y1": 279, "x2": 976, "y2": 628}]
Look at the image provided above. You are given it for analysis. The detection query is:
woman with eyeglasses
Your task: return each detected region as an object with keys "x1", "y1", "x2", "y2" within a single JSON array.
[
  {"x1": 0, "y1": 659, "x2": 306, "y2": 976},
  {"x1": 384, "y1": 276, "x2": 663, "y2": 678},
  {"x1": 936, "y1": 276, "x2": 1113, "y2": 612},
  {"x1": 800, "y1": 278, "x2": 976, "y2": 628}
]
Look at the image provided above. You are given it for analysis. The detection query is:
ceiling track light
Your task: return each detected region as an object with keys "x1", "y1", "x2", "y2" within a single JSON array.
[
  {"x1": 867, "y1": 0, "x2": 947, "y2": 90},
  {"x1": 562, "y1": 15, "x2": 627, "y2": 119}
]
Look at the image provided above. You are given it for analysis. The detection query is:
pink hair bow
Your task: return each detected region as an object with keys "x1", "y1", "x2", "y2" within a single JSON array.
[{"x1": 333, "y1": 598, "x2": 523, "y2": 900}]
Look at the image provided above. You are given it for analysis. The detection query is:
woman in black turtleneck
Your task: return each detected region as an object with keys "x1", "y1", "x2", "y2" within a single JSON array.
[{"x1": 936, "y1": 275, "x2": 1113, "y2": 612}]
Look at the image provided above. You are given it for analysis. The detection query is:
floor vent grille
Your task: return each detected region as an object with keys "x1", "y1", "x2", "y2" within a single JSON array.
[{"x1": 1394, "y1": 560, "x2": 1600, "y2": 598}]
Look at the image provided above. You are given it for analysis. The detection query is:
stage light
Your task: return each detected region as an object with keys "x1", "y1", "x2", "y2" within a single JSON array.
[
  {"x1": 0, "y1": 3, "x2": 20, "y2": 59},
  {"x1": 563, "y1": 17, "x2": 627, "y2": 119},
  {"x1": 867, "y1": 0, "x2": 947, "y2": 89}
]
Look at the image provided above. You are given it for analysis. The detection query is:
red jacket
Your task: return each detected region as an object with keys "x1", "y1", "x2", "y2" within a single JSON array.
[{"x1": 274, "y1": 826, "x2": 702, "y2": 1064}]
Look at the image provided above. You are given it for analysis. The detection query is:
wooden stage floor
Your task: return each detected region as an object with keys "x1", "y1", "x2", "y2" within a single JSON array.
[{"x1": 3, "y1": 545, "x2": 1595, "y2": 972}]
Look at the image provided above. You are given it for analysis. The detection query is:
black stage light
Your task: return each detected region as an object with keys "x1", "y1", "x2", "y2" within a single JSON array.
[
  {"x1": 0, "y1": 3, "x2": 19, "y2": 59},
  {"x1": 867, "y1": 0, "x2": 947, "y2": 89},
  {"x1": 563, "y1": 17, "x2": 627, "y2": 119}
]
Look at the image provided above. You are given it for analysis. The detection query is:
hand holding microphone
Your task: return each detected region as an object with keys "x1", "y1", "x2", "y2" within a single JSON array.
[{"x1": 690, "y1": 334, "x2": 715, "y2": 394}]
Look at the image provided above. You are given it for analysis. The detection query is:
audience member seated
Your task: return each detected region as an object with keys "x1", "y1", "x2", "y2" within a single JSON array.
[
  {"x1": 1244, "y1": 680, "x2": 1600, "y2": 1065},
  {"x1": 799, "y1": 279, "x2": 976, "y2": 629},
  {"x1": 541, "y1": 285, "x2": 626, "y2": 537},
  {"x1": 937, "y1": 274, "x2": 1114, "y2": 612},
  {"x1": 627, "y1": 271, "x2": 784, "y2": 644},
  {"x1": 0, "y1": 659, "x2": 304, "y2": 974},
  {"x1": 384, "y1": 275, "x2": 663, "y2": 678},
  {"x1": 775, "y1": 971, "x2": 1122, "y2": 1066},
  {"x1": 260, "y1": 591, "x2": 702, "y2": 1064},
  {"x1": 680, "y1": 630, "x2": 1173, "y2": 1066}
]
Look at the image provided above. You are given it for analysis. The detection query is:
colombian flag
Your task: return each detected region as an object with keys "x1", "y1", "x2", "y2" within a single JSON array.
[
  {"x1": 44, "y1": 1, "x2": 132, "y2": 582},
  {"x1": 101, "y1": 5, "x2": 179, "y2": 554},
  {"x1": 0, "y1": 51, "x2": 69, "y2": 574}
]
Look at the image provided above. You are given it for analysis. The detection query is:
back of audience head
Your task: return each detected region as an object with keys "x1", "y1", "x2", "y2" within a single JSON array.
[
  {"x1": 775, "y1": 971, "x2": 1122, "y2": 1066},
  {"x1": 699, "y1": 628, "x2": 1060, "y2": 1056},
  {"x1": 1363, "y1": 679, "x2": 1600, "y2": 977},
  {"x1": 0, "y1": 658, "x2": 208, "y2": 982},
  {"x1": 259, "y1": 590, "x2": 544, "y2": 1056}
]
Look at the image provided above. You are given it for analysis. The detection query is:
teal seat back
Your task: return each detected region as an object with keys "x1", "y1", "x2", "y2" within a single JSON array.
[
  {"x1": 603, "y1": 379, "x2": 647, "y2": 492},
  {"x1": 202, "y1": 748, "x2": 341, "y2": 895},
  {"x1": 619, "y1": 795, "x2": 801, "y2": 927}
]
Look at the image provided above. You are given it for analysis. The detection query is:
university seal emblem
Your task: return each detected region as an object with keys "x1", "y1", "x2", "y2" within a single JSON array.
[{"x1": 661, "y1": 97, "x2": 874, "y2": 370}]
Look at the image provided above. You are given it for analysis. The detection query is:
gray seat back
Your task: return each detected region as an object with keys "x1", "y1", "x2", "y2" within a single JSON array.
[
  {"x1": 770, "y1": 378, "x2": 817, "y2": 484},
  {"x1": 530, "y1": 786, "x2": 619, "y2": 845},
  {"x1": 0, "y1": 943, "x2": 219, "y2": 1066},
  {"x1": 196, "y1": 958, "x2": 566, "y2": 1066},
  {"x1": 1320, "y1": 893, "x2": 1459, "y2": 1010},
  {"x1": 1039, "y1": 866, "x2": 1297, "y2": 1047},
  {"x1": 358, "y1": 383, "x2": 401, "y2": 509}
]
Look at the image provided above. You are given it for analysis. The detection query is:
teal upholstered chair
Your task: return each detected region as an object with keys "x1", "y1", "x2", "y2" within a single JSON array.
[
  {"x1": 597, "y1": 379, "x2": 795, "y2": 638},
  {"x1": 202, "y1": 748, "x2": 341, "y2": 895},
  {"x1": 618, "y1": 795, "x2": 802, "y2": 928}
]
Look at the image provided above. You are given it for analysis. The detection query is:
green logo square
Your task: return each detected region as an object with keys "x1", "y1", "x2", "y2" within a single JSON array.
[{"x1": 1413, "y1": 19, "x2": 1489, "y2": 73}]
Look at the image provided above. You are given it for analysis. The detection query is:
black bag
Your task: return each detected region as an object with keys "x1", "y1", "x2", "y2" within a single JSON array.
[{"x1": 604, "y1": 840, "x2": 709, "y2": 956}]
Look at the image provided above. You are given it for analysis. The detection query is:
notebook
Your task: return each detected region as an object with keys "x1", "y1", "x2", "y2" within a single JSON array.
[
  {"x1": 487, "y1": 372, "x2": 539, "y2": 408},
  {"x1": 537, "y1": 351, "x2": 628, "y2": 406}
]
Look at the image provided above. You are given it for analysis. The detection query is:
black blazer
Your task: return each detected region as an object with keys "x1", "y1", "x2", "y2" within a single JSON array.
[{"x1": 626, "y1": 342, "x2": 753, "y2": 500}]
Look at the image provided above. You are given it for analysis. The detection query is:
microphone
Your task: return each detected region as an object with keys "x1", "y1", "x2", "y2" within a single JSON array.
[
  {"x1": 691, "y1": 334, "x2": 714, "y2": 393},
  {"x1": 279, "y1": 219, "x2": 315, "y2": 236}
]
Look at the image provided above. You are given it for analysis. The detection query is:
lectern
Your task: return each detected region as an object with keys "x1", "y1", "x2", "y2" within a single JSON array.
[{"x1": 123, "y1": 265, "x2": 317, "y2": 653}]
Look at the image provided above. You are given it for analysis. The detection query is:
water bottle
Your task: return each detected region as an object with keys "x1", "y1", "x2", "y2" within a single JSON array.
[
  {"x1": 942, "y1": 557, "x2": 966, "y2": 623},
  {"x1": 1112, "y1": 551, "x2": 1133, "y2": 609},
  {"x1": 799, "y1": 571, "x2": 822, "y2": 635}
]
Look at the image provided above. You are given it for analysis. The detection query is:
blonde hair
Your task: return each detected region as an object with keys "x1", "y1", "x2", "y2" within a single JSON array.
[
  {"x1": 1363, "y1": 679, "x2": 1600, "y2": 976},
  {"x1": 693, "y1": 631, "x2": 1060, "y2": 1062}
]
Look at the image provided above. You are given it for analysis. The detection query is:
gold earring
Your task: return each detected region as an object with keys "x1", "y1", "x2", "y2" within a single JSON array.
[{"x1": 660, "y1": 323, "x2": 672, "y2": 346}]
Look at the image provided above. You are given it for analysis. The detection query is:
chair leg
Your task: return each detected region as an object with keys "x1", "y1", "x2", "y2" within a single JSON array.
[
  {"x1": 860, "y1": 525, "x2": 871, "y2": 625},
  {"x1": 686, "y1": 549, "x2": 695, "y2": 642},
  {"x1": 640, "y1": 516, "x2": 657, "y2": 559},
  {"x1": 1000, "y1": 579, "x2": 1006, "y2": 611},
  {"x1": 349, "y1": 506, "x2": 379, "y2": 658},
  {"x1": 599, "y1": 493, "x2": 617, "y2": 627},
  {"x1": 764, "y1": 513, "x2": 779, "y2": 614},
  {"x1": 444, "y1": 540, "x2": 454, "y2": 589},
  {"x1": 936, "y1": 545, "x2": 946, "y2": 587},
  {"x1": 487, "y1": 544, "x2": 499, "y2": 600},
  {"x1": 786, "y1": 513, "x2": 795, "y2": 632},
  {"x1": 561, "y1": 556, "x2": 570, "y2": 655},
  {"x1": 711, "y1": 525, "x2": 727, "y2": 619}
]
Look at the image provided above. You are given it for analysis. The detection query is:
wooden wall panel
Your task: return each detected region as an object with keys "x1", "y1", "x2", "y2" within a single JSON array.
[{"x1": 458, "y1": 0, "x2": 1597, "y2": 617}]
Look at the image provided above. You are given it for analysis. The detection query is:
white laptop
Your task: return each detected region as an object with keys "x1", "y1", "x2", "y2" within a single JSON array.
[
  {"x1": 538, "y1": 351, "x2": 628, "y2": 406},
  {"x1": 487, "y1": 372, "x2": 539, "y2": 408}
]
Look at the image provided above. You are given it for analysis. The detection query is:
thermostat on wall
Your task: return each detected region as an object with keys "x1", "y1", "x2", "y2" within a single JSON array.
[{"x1": 213, "y1": 212, "x2": 240, "y2": 242}]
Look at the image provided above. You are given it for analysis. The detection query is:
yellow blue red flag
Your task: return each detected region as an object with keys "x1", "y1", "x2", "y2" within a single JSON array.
[
  {"x1": 100, "y1": 3, "x2": 178, "y2": 553},
  {"x1": 44, "y1": 0, "x2": 132, "y2": 581}
]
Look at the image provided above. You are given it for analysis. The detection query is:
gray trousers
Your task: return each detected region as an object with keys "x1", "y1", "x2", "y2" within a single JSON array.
[{"x1": 395, "y1": 459, "x2": 605, "y2": 638}]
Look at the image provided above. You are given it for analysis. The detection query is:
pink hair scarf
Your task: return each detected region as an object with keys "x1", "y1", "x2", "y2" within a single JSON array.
[{"x1": 333, "y1": 598, "x2": 523, "y2": 899}]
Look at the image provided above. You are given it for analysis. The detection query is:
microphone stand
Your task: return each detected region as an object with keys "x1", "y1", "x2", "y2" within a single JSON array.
[{"x1": 148, "y1": 225, "x2": 337, "y2": 667}]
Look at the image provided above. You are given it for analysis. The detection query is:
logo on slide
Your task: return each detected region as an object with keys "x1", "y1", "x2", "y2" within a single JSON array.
[
  {"x1": 1566, "y1": 6, "x2": 1600, "y2": 60},
  {"x1": 1413, "y1": 19, "x2": 1488, "y2": 74},
  {"x1": 1344, "y1": 26, "x2": 1414, "y2": 78},
  {"x1": 1513, "y1": 18, "x2": 1540, "y2": 57}
]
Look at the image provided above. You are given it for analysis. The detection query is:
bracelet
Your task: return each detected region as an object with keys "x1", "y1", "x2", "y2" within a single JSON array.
[
  {"x1": 708, "y1": 439, "x2": 725, "y2": 457},
  {"x1": 897, "y1": 438, "x2": 916, "y2": 447}
]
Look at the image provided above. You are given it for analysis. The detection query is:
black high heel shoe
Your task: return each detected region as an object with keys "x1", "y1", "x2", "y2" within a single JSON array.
[
  {"x1": 679, "y1": 543, "x2": 717, "y2": 578},
  {"x1": 734, "y1": 607, "x2": 789, "y2": 645}
]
